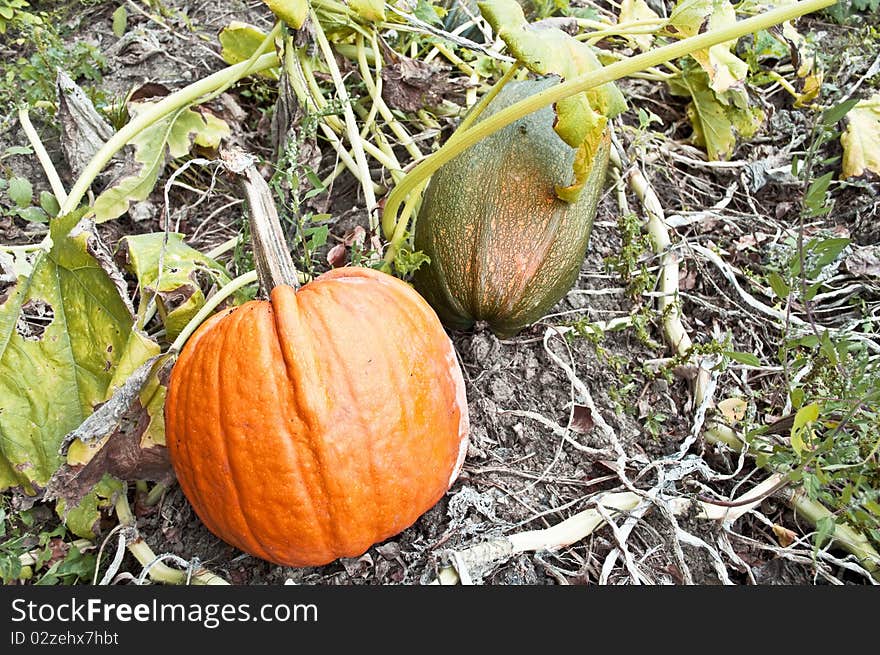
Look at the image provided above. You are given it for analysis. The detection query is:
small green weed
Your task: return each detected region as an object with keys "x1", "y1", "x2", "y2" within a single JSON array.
[
  {"x1": 1, "y1": 146, "x2": 60, "y2": 224},
  {"x1": 0, "y1": 500, "x2": 96, "y2": 585}
]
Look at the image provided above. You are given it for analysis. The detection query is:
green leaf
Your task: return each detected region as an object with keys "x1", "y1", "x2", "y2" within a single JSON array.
[
  {"x1": 749, "y1": 29, "x2": 791, "y2": 61},
  {"x1": 814, "y1": 514, "x2": 835, "y2": 552},
  {"x1": 111, "y1": 5, "x2": 127, "y2": 37},
  {"x1": 39, "y1": 191, "x2": 60, "y2": 217},
  {"x1": 817, "y1": 330, "x2": 838, "y2": 366},
  {"x1": 118, "y1": 233, "x2": 237, "y2": 341},
  {"x1": 93, "y1": 104, "x2": 230, "y2": 222},
  {"x1": 790, "y1": 387, "x2": 804, "y2": 409},
  {"x1": 767, "y1": 271, "x2": 790, "y2": 299},
  {"x1": 803, "y1": 172, "x2": 833, "y2": 217},
  {"x1": 725, "y1": 351, "x2": 761, "y2": 366},
  {"x1": 392, "y1": 248, "x2": 431, "y2": 277},
  {"x1": 806, "y1": 237, "x2": 850, "y2": 277},
  {"x1": 414, "y1": 0, "x2": 446, "y2": 26},
  {"x1": 304, "y1": 224, "x2": 329, "y2": 251},
  {"x1": 0, "y1": 552, "x2": 22, "y2": 583},
  {"x1": 19, "y1": 508, "x2": 33, "y2": 527},
  {"x1": 56, "y1": 475, "x2": 122, "y2": 540},
  {"x1": 16, "y1": 207, "x2": 48, "y2": 223},
  {"x1": 35, "y1": 543, "x2": 97, "y2": 585},
  {"x1": 822, "y1": 98, "x2": 859, "y2": 127},
  {"x1": 262, "y1": 0, "x2": 310, "y2": 29},
  {"x1": 1, "y1": 145, "x2": 33, "y2": 159},
  {"x1": 0, "y1": 209, "x2": 140, "y2": 492},
  {"x1": 478, "y1": 0, "x2": 625, "y2": 202},
  {"x1": 7, "y1": 176, "x2": 32, "y2": 208},
  {"x1": 840, "y1": 93, "x2": 880, "y2": 179}
]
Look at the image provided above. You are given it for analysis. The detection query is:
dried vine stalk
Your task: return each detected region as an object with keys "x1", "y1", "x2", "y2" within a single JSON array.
[
  {"x1": 616, "y1": 146, "x2": 880, "y2": 582},
  {"x1": 431, "y1": 138, "x2": 879, "y2": 585}
]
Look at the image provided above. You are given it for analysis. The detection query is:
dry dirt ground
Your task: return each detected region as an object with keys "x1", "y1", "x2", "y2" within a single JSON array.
[{"x1": 1, "y1": 1, "x2": 878, "y2": 585}]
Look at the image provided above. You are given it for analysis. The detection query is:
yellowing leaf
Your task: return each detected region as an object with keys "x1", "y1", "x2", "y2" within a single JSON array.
[
  {"x1": 781, "y1": 21, "x2": 817, "y2": 80},
  {"x1": 118, "y1": 232, "x2": 239, "y2": 341},
  {"x1": 790, "y1": 402, "x2": 819, "y2": 456},
  {"x1": 66, "y1": 436, "x2": 110, "y2": 467},
  {"x1": 481, "y1": 0, "x2": 625, "y2": 147},
  {"x1": 93, "y1": 104, "x2": 230, "y2": 222},
  {"x1": 619, "y1": 0, "x2": 661, "y2": 52},
  {"x1": 218, "y1": 21, "x2": 280, "y2": 79},
  {"x1": 139, "y1": 363, "x2": 168, "y2": 448},
  {"x1": 105, "y1": 329, "x2": 162, "y2": 396},
  {"x1": 667, "y1": 0, "x2": 748, "y2": 94},
  {"x1": 718, "y1": 397, "x2": 747, "y2": 423},
  {"x1": 348, "y1": 0, "x2": 386, "y2": 22},
  {"x1": 262, "y1": 0, "x2": 310, "y2": 29},
  {"x1": 767, "y1": 21, "x2": 821, "y2": 107},
  {"x1": 0, "y1": 210, "x2": 135, "y2": 492},
  {"x1": 669, "y1": 63, "x2": 764, "y2": 160},
  {"x1": 478, "y1": 0, "x2": 625, "y2": 202},
  {"x1": 793, "y1": 402, "x2": 819, "y2": 430},
  {"x1": 794, "y1": 71, "x2": 822, "y2": 108},
  {"x1": 65, "y1": 327, "x2": 162, "y2": 467},
  {"x1": 57, "y1": 476, "x2": 123, "y2": 539},
  {"x1": 555, "y1": 130, "x2": 611, "y2": 203},
  {"x1": 841, "y1": 93, "x2": 880, "y2": 179},
  {"x1": 772, "y1": 523, "x2": 797, "y2": 547}
]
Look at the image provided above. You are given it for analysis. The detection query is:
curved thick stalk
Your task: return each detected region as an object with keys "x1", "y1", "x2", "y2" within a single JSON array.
[
  {"x1": 381, "y1": 179, "x2": 427, "y2": 269},
  {"x1": 115, "y1": 492, "x2": 228, "y2": 585},
  {"x1": 434, "y1": 492, "x2": 642, "y2": 584},
  {"x1": 380, "y1": 0, "x2": 836, "y2": 241},
  {"x1": 59, "y1": 52, "x2": 280, "y2": 216},
  {"x1": 169, "y1": 270, "x2": 258, "y2": 354}
]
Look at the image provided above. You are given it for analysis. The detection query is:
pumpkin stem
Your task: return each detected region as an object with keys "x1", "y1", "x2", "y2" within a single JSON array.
[{"x1": 223, "y1": 148, "x2": 301, "y2": 293}]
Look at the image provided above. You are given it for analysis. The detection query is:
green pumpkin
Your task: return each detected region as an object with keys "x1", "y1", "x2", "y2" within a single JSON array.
[{"x1": 413, "y1": 78, "x2": 611, "y2": 337}]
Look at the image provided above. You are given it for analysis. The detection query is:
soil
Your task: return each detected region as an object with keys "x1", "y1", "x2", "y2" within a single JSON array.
[{"x1": 1, "y1": 1, "x2": 878, "y2": 586}]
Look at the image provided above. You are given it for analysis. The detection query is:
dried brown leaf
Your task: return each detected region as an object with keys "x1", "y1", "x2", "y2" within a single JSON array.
[
  {"x1": 570, "y1": 404, "x2": 595, "y2": 434},
  {"x1": 845, "y1": 245, "x2": 880, "y2": 278}
]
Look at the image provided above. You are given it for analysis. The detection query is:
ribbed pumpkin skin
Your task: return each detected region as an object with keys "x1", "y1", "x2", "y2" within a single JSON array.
[
  {"x1": 413, "y1": 78, "x2": 611, "y2": 337},
  {"x1": 165, "y1": 266, "x2": 469, "y2": 567}
]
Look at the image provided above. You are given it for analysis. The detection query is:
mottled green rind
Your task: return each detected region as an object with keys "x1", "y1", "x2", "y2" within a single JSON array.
[{"x1": 413, "y1": 79, "x2": 611, "y2": 337}]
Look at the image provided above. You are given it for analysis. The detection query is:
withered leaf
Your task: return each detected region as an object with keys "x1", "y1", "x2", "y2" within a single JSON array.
[
  {"x1": 570, "y1": 404, "x2": 595, "y2": 434},
  {"x1": 56, "y1": 71, "x2": 116, "y2": 182},
  {"x1": 381, "y1": 56, "x2": 451, "y2": 113},
  {"x1": 44, "y1": 355, "x2": 176, "y2": 512}
]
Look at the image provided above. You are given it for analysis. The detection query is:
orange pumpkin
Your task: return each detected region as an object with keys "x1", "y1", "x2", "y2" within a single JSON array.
[{"x1": 165, "y1": 266, "x2": 470, "y2": 567}]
